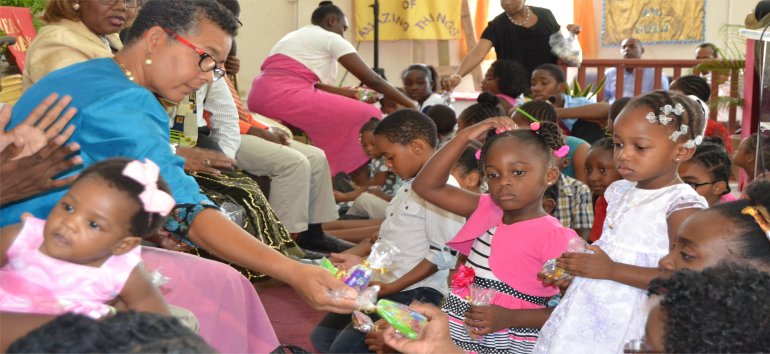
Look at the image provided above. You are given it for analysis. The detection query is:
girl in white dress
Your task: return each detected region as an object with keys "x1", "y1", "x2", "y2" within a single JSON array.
[{"x1": 533, "y1": 91, "x2": 709, "y2": 354}]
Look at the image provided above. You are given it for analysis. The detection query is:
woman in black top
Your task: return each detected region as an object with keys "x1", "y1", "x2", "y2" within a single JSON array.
[{"x1": 443, "y1": 0, "x2": 580, "y2": 91}]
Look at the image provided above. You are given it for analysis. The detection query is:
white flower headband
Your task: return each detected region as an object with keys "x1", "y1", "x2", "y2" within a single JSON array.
[{"x1": 645, "y1": 102, "x2": 703, "y2": 148}]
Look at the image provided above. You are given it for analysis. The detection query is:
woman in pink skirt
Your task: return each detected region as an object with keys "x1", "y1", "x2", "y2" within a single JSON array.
[{"x1": 248, "y1": 1, "x2": 416, "y2": 175}]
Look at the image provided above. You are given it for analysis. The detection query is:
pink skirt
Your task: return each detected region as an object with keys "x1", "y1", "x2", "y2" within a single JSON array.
[
  {"x1": 248, "y1": 54, "x2": 382, "y2": 175},
  {"x1": 141, "y1": 247, "x2": 279, "y2": 353}
]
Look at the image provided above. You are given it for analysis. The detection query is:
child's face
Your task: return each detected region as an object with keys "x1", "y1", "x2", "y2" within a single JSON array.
[
  {"x1": 483, "y1": 137, "x2": 558, "y2": 219},
  {"x1": 373, "y1": 135, "x2": 426, "y2": 180},
  {"x1": 530, "y1": 69, "x2": 564, "y2": 102},
  {"x1": 359, "y1": 130, "x2": 380, "y2": 159},
  {"x1": 585, "y1": 148, "x2": 622, "y2": 197},
  {"x1": 451, "y1": 167, "x2": 481, "y2": 193},
  {"x1": 41, "y1": 177, "x2": 140, "y2": 267},
  {"x1": 678, "y1": 160, "x2": 723, "y2": 207},
  {"x1": 403, "y1": 69, "x2": 432, "y2": 103},
  {"x1": 481, "y1": 68, "x2": 500, "y2": 94},
  {"x1": 732, "y1": 138, "x2": 754, "y2": 170},
  {"x1": 612, "y1": 106, "x2": 683, "y2": 189},
  {"x1": 658, "y1": 210, "x2": 736, "y2": 274}
]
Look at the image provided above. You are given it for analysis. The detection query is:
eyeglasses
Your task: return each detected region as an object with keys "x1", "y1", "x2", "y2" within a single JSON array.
[
  {"x1": 98, "y1": 0, "x2": 142, "y2": 9},
  {"x1": 684, "y1": 180, "x2": 716, "y2": 189},
  {"x1": 162, "y1": 28, "x2": 225, "y2": 81}
]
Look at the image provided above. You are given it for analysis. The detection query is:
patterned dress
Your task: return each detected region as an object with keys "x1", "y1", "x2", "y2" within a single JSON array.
[
  {"x1": 444, "y1": 196, "x2": 578, "y2": 354},
  {"x1": 534, "y1": 180, "x2": 707, "y2": 354}
]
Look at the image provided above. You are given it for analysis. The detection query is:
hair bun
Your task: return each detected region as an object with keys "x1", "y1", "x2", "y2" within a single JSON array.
[
  {"x1": 319, "y1": 1, "x2": 334, "y2": 6},
  {"x1": 477, "y1": 91, "x2": 500, "y2": 106}
]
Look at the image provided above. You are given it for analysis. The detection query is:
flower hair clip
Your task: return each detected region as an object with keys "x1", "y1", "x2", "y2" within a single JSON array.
[
  {"x1": 683, "y1": 135, "x2": 704, "y2": 148},
  {"x1": 122, "y1": 159, "x2": 175, "y2": 216},
  {"x1": 669, "y1": 124, "x2": 689, "y2": 142},
  {"x1": 645, "y1": 112, "x2": 673, "y2": 125},
  {"x1": 661, "y1": 103, "x2": 685, "y2": 116}
]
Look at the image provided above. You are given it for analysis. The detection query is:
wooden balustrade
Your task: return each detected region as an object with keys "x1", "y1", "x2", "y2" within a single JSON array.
[{"x1": 568, "y1": 59, "x2": 744, "y2": 133}]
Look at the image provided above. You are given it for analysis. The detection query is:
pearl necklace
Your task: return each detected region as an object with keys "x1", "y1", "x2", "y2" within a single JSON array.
[
  {"x1": 507, "y1": 6, "x2": 531, "y2": 27},
  {"x1": 606, "y1": 179, "x2": 680, "y2": 230},
  {"x1": 113, "y1": 58, "x2": 134, "y2": 81}
]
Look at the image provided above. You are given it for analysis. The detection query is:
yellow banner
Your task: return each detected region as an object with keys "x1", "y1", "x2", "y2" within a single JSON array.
[
  {"x1": 354, "y1": 0, "x2": 461, "y2": 41},
  {"x1": 602, "y1": 0, "x2": 704, "y2": 46}
]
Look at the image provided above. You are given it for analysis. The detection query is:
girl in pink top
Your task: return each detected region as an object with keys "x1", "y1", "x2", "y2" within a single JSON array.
[
  {"x1": 413, "y1": 118, "x2": 578, "y2": 353},
  {"x1": 0, "y1": 158, "x2": 173, "y2": 319},
  {"x1": 678, "y1": 138, "x2": 736, "y2": 206}
]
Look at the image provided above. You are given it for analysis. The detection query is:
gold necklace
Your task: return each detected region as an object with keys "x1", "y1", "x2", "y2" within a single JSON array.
[
  {"x1": 606, "y1": 178, "x2": 680, "y2": 230},
  {"x1": 507, "y1": 6, "x2": 531, "y2": 27},
  {"x1": 113, "y1": 58, "x2": 134, "y2": 81}
]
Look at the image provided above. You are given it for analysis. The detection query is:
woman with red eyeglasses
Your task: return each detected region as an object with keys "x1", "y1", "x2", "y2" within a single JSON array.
[{"x1": 4, "y1": 0, "x2": 358, "y2": 352}]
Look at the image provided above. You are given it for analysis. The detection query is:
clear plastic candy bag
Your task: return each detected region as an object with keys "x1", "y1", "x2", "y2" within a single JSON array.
[
  {"x1": 464, "y1": 284, "x2": 497, "y2": 341},
  {"x1": 540, "y1": 237, "x2": 592, "y2": 281},
  {"x1": 219, "y1": 201, "x2": 244, "y2": 226},
  {"x1": 550, "y1": 28, "x2": 582, "y2": 67}
]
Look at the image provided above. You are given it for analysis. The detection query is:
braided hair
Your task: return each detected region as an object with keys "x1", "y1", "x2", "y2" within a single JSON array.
[
  {"x1": 707, "y1": 180, "x2": 770, "y2": 265},
  {"x1": 515, "y1": 100, "x2": 557, "y2": 123},
  {"x1": 478, "y1": 121, "x2": 565, "y2": 173},
  {"x1": 689, "y1": 137, "x2": 732, "y2": 195},
  {"x1": 76, "y1": 158, "x2": 172, "y2": 239},
  {"x1": 626, "y1": 91, "x2": 706, "y2": 143},
  {"x1": 669, "y1": 75, "x2": 711, "y2": 102},
  {"x1": 458, "y1": 92, "x2": 505, "y2": 129}
]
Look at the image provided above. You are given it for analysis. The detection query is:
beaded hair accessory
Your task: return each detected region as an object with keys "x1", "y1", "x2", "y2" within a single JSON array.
[
  {"x1": 647, "y1": 102, "x2": 703, "y2": 147},
  {"x1": 741, "y1": 205, "x2": 770, "y2": 241},
  {"x1": 516, "y1": 108, "x2": 570, "y2": 158}
]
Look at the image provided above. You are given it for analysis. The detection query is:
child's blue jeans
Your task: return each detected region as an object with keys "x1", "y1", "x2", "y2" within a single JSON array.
[{"x1": 310, "y1": 286, "x2": 443, "y2": 353}]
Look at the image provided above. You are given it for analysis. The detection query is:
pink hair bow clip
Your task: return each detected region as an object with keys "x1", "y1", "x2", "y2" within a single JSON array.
[
  {"x1": 474, "y1": 149, "x2": 482, "y2": 160},
  {"x1": 553, "y1": 145, "x2": 570, "y2": 158},
  {"x1": 122, "y1": 159, "x2": 175, "y2": 216}
]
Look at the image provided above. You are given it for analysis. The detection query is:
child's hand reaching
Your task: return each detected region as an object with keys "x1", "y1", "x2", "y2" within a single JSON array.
[
  {"x1": 329, "y1": 252, "x2": 363, "y2": 271},
  {"x1": 365, "y1": 319, "x2": 396, "y2": 354},
  {"x1": 368, "y1": 281, "x2": 395, "y2": 297},
  {"x1": 464, "y1": 304, "x2": 512, "y2": 336},
  {"x1": 457, "y1": 117, "x2": 517, "y2": 142},
  {"x1": 556, "y1": 245, "x2": 616, "y2": 280},
  {"x1": 382, "y1": 302, "x2": 464, "y2": 354}
]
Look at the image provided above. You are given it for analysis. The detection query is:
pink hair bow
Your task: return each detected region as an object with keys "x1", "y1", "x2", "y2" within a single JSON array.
[{"x1": 122, "y1": 159, "x2": 175, "y2": 216}]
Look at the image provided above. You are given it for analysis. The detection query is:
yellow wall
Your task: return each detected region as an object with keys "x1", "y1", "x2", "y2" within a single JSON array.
[{"x1": 234, "y1": 0, "x2": 757, "y2": 95}]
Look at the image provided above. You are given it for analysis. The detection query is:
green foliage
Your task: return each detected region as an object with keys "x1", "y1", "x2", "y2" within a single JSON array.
[
  {"x1": 565, "y1": 76, "x2": 606, "y2": 100},
  {"x1": 2, "y1": 0, "x2": 47, "y2": 30},
  {"x1": 689, "y1": 24, "x2": 746, "y2": 111}
]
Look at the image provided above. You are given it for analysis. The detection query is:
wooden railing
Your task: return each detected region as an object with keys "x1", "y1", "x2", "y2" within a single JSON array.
[{"x1": 568, "y1": 59, "x2": 743, "y2": 133}]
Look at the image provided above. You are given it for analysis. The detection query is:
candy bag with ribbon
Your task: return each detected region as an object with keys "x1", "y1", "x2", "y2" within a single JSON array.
[{"x1": 340, "y1": 240, "x2": 399, "y2": 292}]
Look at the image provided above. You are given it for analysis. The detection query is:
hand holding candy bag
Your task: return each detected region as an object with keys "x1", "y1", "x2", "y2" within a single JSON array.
[
  {"x1": 540, "y1": 238, "x2": 592, "y2": 281},
  {"x1": 464, "y1": 284, "x2": 497, "y2": 341},
  {"x1": 341, "y1": 241, "x2": 399, "y2": 292}
]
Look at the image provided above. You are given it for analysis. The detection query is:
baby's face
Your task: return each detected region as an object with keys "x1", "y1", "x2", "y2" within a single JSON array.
[{"x1": 41, "y1": 176, "x2": 138, "y2": 267}]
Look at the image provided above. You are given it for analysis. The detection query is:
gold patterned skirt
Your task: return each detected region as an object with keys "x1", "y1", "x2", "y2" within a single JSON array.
[{"x1": 186, "y1": 170, "x2": 304, "y2": 281}]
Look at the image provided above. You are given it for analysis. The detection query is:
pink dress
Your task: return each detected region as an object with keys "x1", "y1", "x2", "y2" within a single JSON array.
[
  {"x1": 248, "y1": 54, "x2": 382, "y2": 175},
  {"x1": 0, "y1": 217, "x2": 140, "y2": 319},
  {"x1": 443, "y1": 195, "x2": 578, "y2": 353}
]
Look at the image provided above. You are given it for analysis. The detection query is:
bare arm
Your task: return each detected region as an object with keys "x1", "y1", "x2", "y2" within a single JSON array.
[
  {"x1": 315, "y1": 83, "x2": 357, "y2": 100},
  {"x1": 338, "y1": 53, "x2": 417, "y2": 109},
  {"x1": 117, "y1": 265, "x2": 171, "y2": 316},
  {"x1": 442, "y1": 39, "x2": 494, "y2": 91},
  {"x1": 413, "y1": 117, "x2": 514, "y2": 217},
  {"x1": 0, "y1": 224, "x2": 22, "y2": 267},
  {"x1": 556, "y1": 103, "x2": 611, "y2": 126},
  {"x1": 0, "y1": 312, "x2": 57, "y2": 352},
  {"x1": 187, "y1": 208, "x2": 357, "y2": 313}
]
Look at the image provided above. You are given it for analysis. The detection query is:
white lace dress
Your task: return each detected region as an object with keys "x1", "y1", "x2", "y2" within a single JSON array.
[{"x1": 533, "y1": 180, "x2": 707, "y2": 354}]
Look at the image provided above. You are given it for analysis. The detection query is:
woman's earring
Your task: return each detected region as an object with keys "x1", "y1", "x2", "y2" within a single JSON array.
[
  {"x1": 72, "y1": 2, "x2": 80, "y2": 10},
  {"x1": 145, "y1": 56, "x2": 153, "y2": 65}
]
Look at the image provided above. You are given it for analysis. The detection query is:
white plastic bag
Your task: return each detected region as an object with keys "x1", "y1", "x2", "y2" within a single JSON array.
[{"x1": 550, "y1": 28, "x2": 582, "y2": 67}]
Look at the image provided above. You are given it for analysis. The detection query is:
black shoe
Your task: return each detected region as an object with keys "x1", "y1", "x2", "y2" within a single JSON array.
[
  {"x1": 299, "y1": 248, "x2": 328, "y2": 260},
  {"x1": 296, "y1": 232, "x2": 355, "y2": 253}
]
